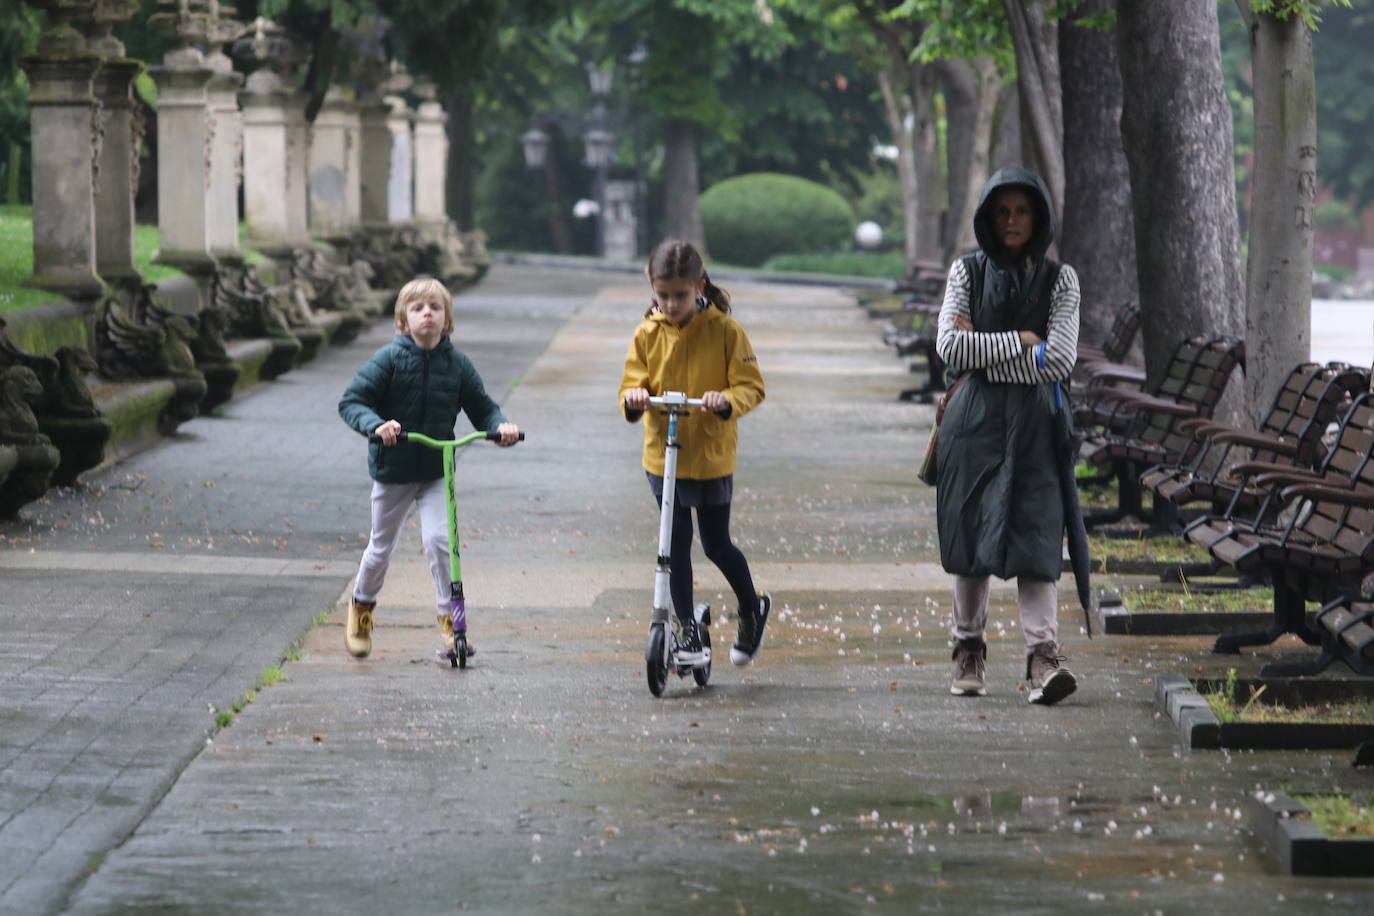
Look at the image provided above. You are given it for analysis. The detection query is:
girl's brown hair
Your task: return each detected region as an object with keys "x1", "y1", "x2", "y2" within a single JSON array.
[
  {"x1": 394, "y1": 276, "x2": 454, "y2": 335},
  {"x1": 644, "y1": 239, "x2": 731, "y2": 317}
]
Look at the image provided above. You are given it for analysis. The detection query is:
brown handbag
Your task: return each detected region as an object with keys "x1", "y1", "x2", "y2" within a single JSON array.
[{"x1": 917, "y1": 375, "x2": 967, "y2": 486}]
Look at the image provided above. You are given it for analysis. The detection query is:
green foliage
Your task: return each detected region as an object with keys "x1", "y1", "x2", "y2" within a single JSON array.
[
  {"x1": 761, "y1": 250, "x2": 906, "y2": 279},
  {"x1": 1315, "y1": 197, "x2": 1359, "y2": 230},
  {"x1": 0, "y1": 5, "x2": 37, "y2": 206},
  {"x1": 699, "y1": 171, "x2": 855, "y2": 267}
]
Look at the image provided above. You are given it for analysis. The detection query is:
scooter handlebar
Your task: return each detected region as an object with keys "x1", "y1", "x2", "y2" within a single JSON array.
[
  {"x1": 645, "y1": 393, "x2": 707, "y2": 409},
  {"x1": 367, "y1": 431, "x2": 526, "y2": 445}
]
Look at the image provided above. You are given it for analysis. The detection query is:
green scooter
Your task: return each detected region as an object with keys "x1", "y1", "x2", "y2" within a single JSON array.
[{"x1": 370, "y1": 429, "x2": 524, "y2": 667}]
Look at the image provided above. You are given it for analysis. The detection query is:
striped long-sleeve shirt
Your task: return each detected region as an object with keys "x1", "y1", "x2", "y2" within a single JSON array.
[{"x1": 935, "y1": 256, "x2": 1081, "y2": 385}]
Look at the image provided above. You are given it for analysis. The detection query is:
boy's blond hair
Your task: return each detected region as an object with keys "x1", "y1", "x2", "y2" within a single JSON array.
[{"x1": 394, "y1": 276, "x2": 454, "y2": 335}]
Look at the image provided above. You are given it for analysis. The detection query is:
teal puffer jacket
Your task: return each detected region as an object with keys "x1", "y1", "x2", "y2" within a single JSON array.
[{"x1": 339, "y1": 335, "x2": 506, "y2": 483}]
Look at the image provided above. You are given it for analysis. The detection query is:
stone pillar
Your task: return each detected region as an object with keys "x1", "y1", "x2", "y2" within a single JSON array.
[
  {"x1": 88, "y1": 58, "x2": 143, "y2": 284},
  {"x1": 234, "y1": 18, "x2": 308, "y2": 255},
  {"x1": 386, "y1": 96, "x2": 414, "y2": 223},
  {"x1": 79, "y1": 1, "x2": 146, "y2": 286},
  {"x1": 205, "y1": 50, "x2": 245, "y2": 261},
  {"x1": 239, "y1": 72, "x2": 291, "y2": 250},
  {"x1": 20, "y1": 18, "x2": 104, "y2": 299},
  {"x1": 308, "y1": 89, "x2": 362, "y2": 238},
  {"x1": 604, "y1": 179, "x2": 638, "y2": 262},
  {"x1": 412, "y1": 84, "x2": 448, "y2": 229},
  {"x1": 149, "y1": 50, "x2": 216, "y2": 274},
  {"x1": 283, "y1": 95, "x2": 311, "y2": 244},
  {"x1": 358, "y1": 93, "x2": 392, "y2": 226}
]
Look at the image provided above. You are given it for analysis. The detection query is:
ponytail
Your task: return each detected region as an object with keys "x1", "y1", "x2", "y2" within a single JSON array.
[{"x1": 645, "y1": 239, "x2": 732, "y2": 316}]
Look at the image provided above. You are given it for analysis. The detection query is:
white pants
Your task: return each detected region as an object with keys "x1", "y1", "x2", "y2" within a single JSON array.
[
  {"x1": 951, "y1": 575, "x2": 1058, "y2": 649},
  {"x1": 352, "y1": 479, "x2": 451, "y2": 616}
]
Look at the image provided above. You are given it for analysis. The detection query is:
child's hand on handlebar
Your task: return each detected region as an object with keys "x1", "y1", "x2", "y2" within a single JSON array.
[
  {"x1": 373, "y1": 419, "x2": 402, "y2": 445},
  {"x1": 700, "y1": 391, "x2": 729, "y2": 414},
  {"x1": 624, "y1": 388, "x2": 650, "y2": 411},
  {"x1": 494, "y1": 422, "x2": 521, "y2": 446}
]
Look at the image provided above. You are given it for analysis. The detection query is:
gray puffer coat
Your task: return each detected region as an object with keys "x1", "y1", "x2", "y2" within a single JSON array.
[
  {"x1": 339, "y1": 334, "x2": 506, "y2": 483},
  {"x1": 932, "y1": 168, "x2": 1081, "y2": 581}
]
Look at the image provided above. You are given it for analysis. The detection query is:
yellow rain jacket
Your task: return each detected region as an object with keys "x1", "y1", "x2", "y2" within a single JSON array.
[{"x1": 619, "y1": 306, "x2": 765, "y2": 479}]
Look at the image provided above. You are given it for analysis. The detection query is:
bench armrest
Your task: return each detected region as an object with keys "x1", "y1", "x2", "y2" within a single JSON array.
[
  {"x1": 1279, "y1": 483, "x2": 1374, "y2": 508},
  {"x1": 1209, "y1": 430, "x2": 1299, "y2": 456}
]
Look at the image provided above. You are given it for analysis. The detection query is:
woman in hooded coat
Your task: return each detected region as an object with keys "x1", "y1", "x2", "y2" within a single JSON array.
[{"x1": 934, "y1": 167, "x2": 1081, "y2": 705}]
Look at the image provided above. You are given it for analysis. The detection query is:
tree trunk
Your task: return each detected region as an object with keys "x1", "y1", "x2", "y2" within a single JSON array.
[
  {"x1": 540, "y1": 131, "x2": 575, "y2": 254},
  {"x1": 1117, "y1": 0, "x2": 1245, "y2": 390},
  {"x1": 940, "y1": 60, "x2": 974, "y2": 261},
  {"x1": 877, "y1": 66, "x2": 919, "y2": 270},
  {"x1": 1240, "y1": 2, "x2": 1315, "y2": 426},
  {"x1": 1003, "y1": 0, "x2": 1064, "y2": 223},
  {"x1": 938, "y1": 57, "x2": 999, "y2": 263},
  {"x1": 660, "y1": 117, "x2": 704, "y2": 250},
  {"x1": 1058, "y1": 0, "x2": 1138, "y2": 351},
  {"x1": 912, "y1": 61, "x2": 942, "y2": 264},
  {"x1": 442, "y1": 90, "x2": 474, "y2": 230},
  {"x1": 992, "y1": 81, "x2": 1022, "y2": 171}
]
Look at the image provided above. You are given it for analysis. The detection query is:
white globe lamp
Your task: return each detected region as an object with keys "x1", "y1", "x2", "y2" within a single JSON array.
[{"x1": 855, "y1": 221, "x2": 883, "y2": 250}]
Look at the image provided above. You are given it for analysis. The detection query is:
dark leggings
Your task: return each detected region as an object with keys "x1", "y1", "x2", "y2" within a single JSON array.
[{"x1": 655, "y1": 498, "x2": 759, "y2": 625}]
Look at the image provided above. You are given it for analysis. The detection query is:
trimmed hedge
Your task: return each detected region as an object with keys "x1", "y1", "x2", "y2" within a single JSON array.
[{"x1": 699, "y1": 172, "x2": 855, "y2": 268}]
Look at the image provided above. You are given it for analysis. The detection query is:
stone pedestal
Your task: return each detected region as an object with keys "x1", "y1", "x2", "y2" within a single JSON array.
[
  {"x1": 359, "y1": 94, "x2": 392, "y2": 226},
  {"x1": 604, "y1": 179, "x2": 638, "y2": 262},
  {"x1": 205, "y1": 52, "x2": 245, "y2": 261},
  {"x1": 309, "y1": 90, "x2": 361, "y2": 237},
  {"x1": 150, "y1": 61, "x2": 216, "y2": 273},
  {"x1": 240, "y1": 74, "x2": 292, "y2": 250},
  {"x1": 90, "y1": 58, "x2": 143, "y2": 284},
  {"x1": 412, "y1": 97, "x2": 448, "y2": 228},
  {"x1": 386, "y1": 97, "x2": 414, "y2": 223},
  {"x1": 21, "y1": 52, "x2": 104, "y2": 299}
]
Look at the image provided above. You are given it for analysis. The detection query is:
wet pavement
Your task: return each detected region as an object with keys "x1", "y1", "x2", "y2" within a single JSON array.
[{"x1": 3, "y1": 264, "x2": 1372, "y2": 914}]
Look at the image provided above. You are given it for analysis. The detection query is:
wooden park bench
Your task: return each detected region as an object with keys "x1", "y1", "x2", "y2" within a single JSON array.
[
  {"x1": 1183, "y1": 390, "x2": 1374, "y2": 654},
  {"x1": 1076, "y1": 335, "x2": 1246, "y2": 527},
  {"x1": 1261, "y1": 597, "x2": 1374, "y2": 677},
  {"x1": 1073, "y1": 301, "x2": 1142, "y2": 385},
  {"x1": 1141, "y1": 362, "x2": 1366, "y2": 518},
  {"x1": 1074, "y1": 334, "x2": 1237, "y2": 436}
]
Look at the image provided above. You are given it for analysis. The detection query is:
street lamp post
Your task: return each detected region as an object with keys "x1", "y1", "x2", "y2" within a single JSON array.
[
  {"x1": 520, "y1": 63, "x2": 621, "y2": 259},
  {"x1": 583, "y1": 65, "x2": 614, "y2": 258}
]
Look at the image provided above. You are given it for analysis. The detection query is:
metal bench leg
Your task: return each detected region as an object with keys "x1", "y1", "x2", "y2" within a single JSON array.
[{"x1": 1212, "y1": 578, "x2": 1319, "y2": 654}]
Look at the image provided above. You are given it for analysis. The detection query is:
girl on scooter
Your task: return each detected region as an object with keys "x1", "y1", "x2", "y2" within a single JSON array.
[{"x1": 620, "y1": 239, "x2": 771, "y2": 667}]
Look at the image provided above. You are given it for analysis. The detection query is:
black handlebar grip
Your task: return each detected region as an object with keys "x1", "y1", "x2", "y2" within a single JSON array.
[{"x1": 367, "y1": 431, "x2": 410, "y2": 444}]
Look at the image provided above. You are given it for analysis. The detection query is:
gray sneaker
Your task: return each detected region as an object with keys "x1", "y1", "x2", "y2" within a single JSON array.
[
  {"x1": 1026, "y1": 642, "x2": 1077, "y2": 705},
  {"x1": 950, "y1": 636, "x2": 987, "y2": 696}
]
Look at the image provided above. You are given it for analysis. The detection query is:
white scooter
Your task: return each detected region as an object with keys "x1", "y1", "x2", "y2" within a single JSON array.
[{"x1": 643, "y1": 392, "x2": 712, "y2": 697}]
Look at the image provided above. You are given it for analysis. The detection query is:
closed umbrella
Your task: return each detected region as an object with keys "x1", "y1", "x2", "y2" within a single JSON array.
[{"x1": 1054, "y1": 381, "x2": 1094, "y2": 636}]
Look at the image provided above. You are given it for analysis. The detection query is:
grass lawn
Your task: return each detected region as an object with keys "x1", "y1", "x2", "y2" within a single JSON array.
[
  {"x1": 1090, "y1": 533, "x2": 1212, "y2": 567},
  {"x1": 1121, "y1": 585, "x2": 1281, "y2": 612},
  {"x1": 1201, "y1": 668, "x2": 1374, "y2": 726},
  {"x1": 1293, "y1": 794, "x2": 1374, "y2": 838},
  {"x1": 1, "y1": 205, "x2": 192, "y2": 316}
]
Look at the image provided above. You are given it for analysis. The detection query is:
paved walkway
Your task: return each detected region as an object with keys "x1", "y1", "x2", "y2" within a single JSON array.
[{"x1": 2, "y1": 265, "x2": 1371, "y2": 914}]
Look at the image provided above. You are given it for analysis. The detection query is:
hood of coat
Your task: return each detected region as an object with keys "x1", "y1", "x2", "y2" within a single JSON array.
[{"x1": 972, "y1": 166, "x2": 1056, "y2": 265}]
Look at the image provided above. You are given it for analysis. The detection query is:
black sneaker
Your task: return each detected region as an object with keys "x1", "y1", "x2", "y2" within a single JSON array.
[
  {"x1": 731, "y1": 592, "x2": 771, "y2": 666},
  {"x1": 676, "y1": 618, "x2": 707, "y2": 666}
]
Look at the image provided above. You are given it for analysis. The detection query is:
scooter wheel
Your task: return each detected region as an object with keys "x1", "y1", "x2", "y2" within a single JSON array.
[
  {"x1": 693, "y1": 609, "x2": 712, "y2": 688},
  {"x1": 456, "y1": 635, "x2": 468, "y2": 669},
  {"x1": 646, "y1": 622, "x2": 667, "y2": 697}
]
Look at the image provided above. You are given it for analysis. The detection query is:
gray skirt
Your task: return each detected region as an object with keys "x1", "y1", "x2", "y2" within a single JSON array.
[{"x1": 646, "y1": 472, "x2": 733, "y2": 508}]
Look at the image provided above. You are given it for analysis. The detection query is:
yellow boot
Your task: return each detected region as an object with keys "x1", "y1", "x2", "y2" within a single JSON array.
[
  {"x1": 346, "y1": 599, "x2": 375, "y2": 657},
  {"x1": 436, "y1": 613, "x2": 455, "y2": 654}
]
